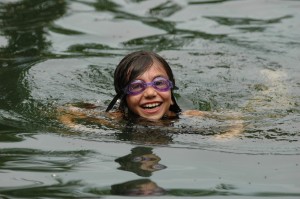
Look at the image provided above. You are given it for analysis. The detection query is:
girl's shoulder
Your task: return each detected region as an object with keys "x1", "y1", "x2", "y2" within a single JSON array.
[{"x1": 106, "y1": 111, "x2": 123, "y2": 120}]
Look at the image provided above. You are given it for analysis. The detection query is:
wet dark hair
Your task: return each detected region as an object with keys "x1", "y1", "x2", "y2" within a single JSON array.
[{"x1": 106, "y1": 51, "x2": 181, "y2": 117}]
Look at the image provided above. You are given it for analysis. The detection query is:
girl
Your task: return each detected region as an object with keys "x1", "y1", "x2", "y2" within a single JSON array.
[{"x1": 105, "y1": 50, "x2": 182, "y2": 120}]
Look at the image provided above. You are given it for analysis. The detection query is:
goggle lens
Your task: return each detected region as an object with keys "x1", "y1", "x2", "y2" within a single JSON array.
[{"x1": 126, "y1": 77, "x2": 173, "y2": 95}]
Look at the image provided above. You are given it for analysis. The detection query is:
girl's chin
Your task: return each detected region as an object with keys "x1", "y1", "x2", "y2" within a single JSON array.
[
  {"x1": 138, "y1": 107, "x2": 165, "y2": 120},
  {"x1": 140, "y1": 113, "x2": 164, "y2": 120},
  {"x1": 139, "y1": 111, "x2": 164, "y2": 120}
]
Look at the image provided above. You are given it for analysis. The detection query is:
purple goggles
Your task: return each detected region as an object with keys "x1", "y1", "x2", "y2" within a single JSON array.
[{"x1": 125, "y1": 77, "x2": 173, "y2": 96}]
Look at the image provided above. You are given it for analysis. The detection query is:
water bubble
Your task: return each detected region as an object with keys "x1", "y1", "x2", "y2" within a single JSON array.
[
  {"x1": 2, "y1": 62, "x2": 8, "y2": 67},
  {"x1": 51, "y1": 174, "x2": 58, "y2": 178}
]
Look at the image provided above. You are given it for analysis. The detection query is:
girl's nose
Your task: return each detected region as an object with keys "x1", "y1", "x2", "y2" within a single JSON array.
[{"x1": 143, "y1": 86, "x2": 157, "y2": 98}]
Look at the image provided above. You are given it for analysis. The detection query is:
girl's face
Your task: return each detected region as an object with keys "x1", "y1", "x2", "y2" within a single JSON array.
[{"x1": 126, "y1": 60, "x2": 173, "y2": 120}]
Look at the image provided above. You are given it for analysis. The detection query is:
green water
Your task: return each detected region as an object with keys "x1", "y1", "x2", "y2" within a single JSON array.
[{"x1": 0, "y1": 0, "x2": 299, "y2": 198}]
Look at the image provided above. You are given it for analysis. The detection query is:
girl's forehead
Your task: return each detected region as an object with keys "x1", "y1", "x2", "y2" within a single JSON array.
[{"x1": 137, "y1": 63, "x2": 168, "y2": 79}]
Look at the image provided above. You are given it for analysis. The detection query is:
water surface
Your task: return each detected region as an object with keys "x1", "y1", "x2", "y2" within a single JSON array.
[{"x1": 0, "y1": 0, "x2": 299, "y2": 198}]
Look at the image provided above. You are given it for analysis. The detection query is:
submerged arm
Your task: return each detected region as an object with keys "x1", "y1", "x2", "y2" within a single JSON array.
[
  {"x1": 57, "y1": 104, "x2": 122, "y2": 130},
  {"x1": 182, "y1": 109, "x2": 244, "y2": 139},
  {"x1": 57, "y1": 105, "x2": 86, "y2": 128}
]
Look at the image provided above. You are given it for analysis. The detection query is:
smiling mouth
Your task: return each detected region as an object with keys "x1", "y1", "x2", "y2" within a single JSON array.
[{"x1": 142, "y1": 103, "x2": 161, "y2": 109}]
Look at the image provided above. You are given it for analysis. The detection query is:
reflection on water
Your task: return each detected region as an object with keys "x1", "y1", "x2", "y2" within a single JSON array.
[
  {"x1": 2, "y1": 176, "x2": 299, "y2": 198},
  {"x1": 0, "y1": 148, "x2": 93, "y2": 172},
  {"x1": 113, "y1": 146, "x2": 167, "y2": 196},
  {"x1": 115, "y1": 146, "x2": 166, "y2": 177},
  {"x1": 0, "y1": 0, "x2": 300, "y2": 198},
  {"x1": 0, "y1": 0, "x2": 66, "y2": 65},
  {"x1": 110, "y1": 179, "x2": 166, "y2": 196},
  {"x1": 0, "y1": 0, "x2": 66, "y2": 122}
]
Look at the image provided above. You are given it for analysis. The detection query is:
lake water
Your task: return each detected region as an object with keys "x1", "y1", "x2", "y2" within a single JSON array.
[{"x1": 0, "y1": 0, "x2": 299, "y2": 198}]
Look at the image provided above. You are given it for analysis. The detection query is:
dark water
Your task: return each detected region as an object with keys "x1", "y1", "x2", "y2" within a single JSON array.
[{"x1": 0, "y1": 0, "x2": 299, "y2": 198}]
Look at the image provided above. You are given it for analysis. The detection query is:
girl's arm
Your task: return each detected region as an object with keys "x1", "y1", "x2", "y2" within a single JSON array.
[
  {"x1": 182, "y1": 109, "x2": 244, "y2": 139},
  {"x1": 57, "y1": 104, "x2": 122, "y2": 129}
]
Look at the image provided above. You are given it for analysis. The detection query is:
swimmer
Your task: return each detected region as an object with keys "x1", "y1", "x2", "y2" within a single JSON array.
[
  {"x1": 58, "y1": 51, "x2": 243, "y2": 138},
  {"x1": 105, "y1": 50, "x2": 181, "y2": 120}
]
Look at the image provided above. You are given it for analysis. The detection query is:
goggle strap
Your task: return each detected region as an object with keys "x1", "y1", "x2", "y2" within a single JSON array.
[{"x1": 105, "y1": 92, "x2": 124, "y2": 112}]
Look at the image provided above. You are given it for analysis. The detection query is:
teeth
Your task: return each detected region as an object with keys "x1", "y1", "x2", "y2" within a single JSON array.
[{"x1": 143, "y1": 103, "x2": 160, "y2": 109}]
